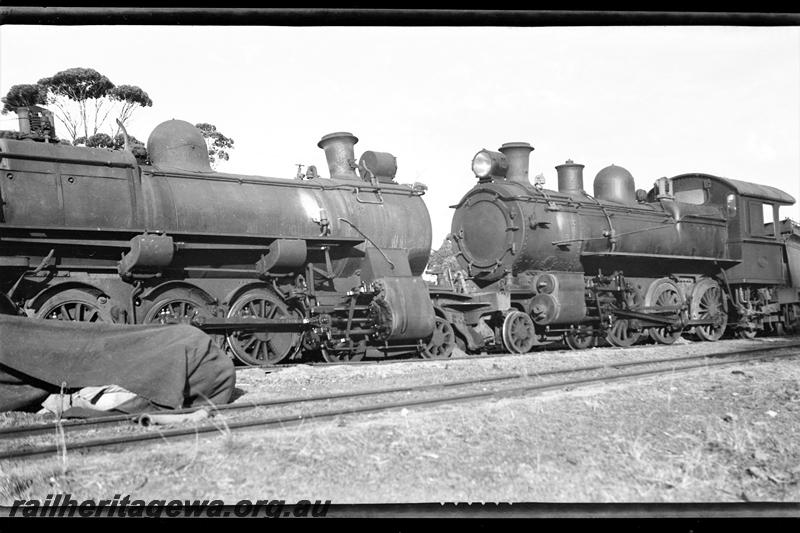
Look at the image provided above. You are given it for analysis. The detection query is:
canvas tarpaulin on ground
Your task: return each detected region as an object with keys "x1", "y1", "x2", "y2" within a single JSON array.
[{"x1": 0, "y1": 314, "x2": 235, "y2": 413}]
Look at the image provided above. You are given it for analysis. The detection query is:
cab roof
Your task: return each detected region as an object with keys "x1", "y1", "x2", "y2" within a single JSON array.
[{"x1": 672, "y1": 173, "x2": 795, "y2": 205}]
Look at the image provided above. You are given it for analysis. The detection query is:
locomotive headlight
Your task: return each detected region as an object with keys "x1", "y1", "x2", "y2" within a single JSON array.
[{"x1": 471, "y1": 149, "x2": 508, "y2": 179}]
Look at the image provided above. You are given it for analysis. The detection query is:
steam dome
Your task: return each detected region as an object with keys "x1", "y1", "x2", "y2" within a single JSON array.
[
  {"x1": 593, "y1": 164, "x2": 635, "y2": 204},
  {"x1": 147, "y1": 119, "x2": 212, "y2": 173}
]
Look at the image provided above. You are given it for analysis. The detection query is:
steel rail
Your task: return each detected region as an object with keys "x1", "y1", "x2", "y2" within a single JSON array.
[
  {"x1": 242, "y1": 337, "x2": 797, "y2": 371},
  {"x1": 1, "y1": 343, "x2": 798, "y2": 460},
  {"x1": 3, "y1": 341, "x2": 798, "y2": 442},
  {"x1": 9, "y1": 342, "x2": 705, "y2": 441},
  {"x1": 245, "y1": 341, "x2": 666, "y2": 371}
]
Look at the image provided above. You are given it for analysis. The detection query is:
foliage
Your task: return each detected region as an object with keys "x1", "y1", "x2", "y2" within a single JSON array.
[
  {"x1": 195, "y1": 123, "x2": 234, "y2": 168},
  {"x1": 427, "y1": 239, "x2": 477, "y2": 292},
  {"x1": 38, "y1": 67, "x2": 114, "y2": 102},
  {"x1": 0, "y1": 130, "x2": 31, "y2": 140},
  {"x1": 109, "y1": 85, "x2": 153, "y2": 136},
  {"x1": 73, "y1": 132, "x2": 148, "y2": 159},
  {"x1": 34, "y1": 67, "x2": 152, "y2": 142},
  {"x1": 73, "y1": 132, "x2": 115, "y2": 148},
  {"x1": 1, "y1": 84, "x2": 47, "y2": 114},
  {"x1": 37, "y1": 67, "x2": 112, "y2": 141},
  {"x1": 0, "y1": 130, "x2": 71, "y2": 144}
]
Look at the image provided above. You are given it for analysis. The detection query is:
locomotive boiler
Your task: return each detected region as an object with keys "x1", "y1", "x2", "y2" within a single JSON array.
[
  {"x1": 0, "y1": 116, "x2": 440, "y2": 364},
  {"x1": 442, "y1": 141, "x2": 800, "y2": 352}
]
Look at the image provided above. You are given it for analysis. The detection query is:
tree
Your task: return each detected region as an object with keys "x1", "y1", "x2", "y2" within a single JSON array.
[
  {"x1": 36, "y1": 67, "x2": 152, "y2": 142},
  {"x1": 73, "y1": 132, "x2": 114, "y2": 148},
  {"x1": 195, "y1": 123, "x2": 234, "y2": 168},
  {"x1": 73, "y1": 132, "x2": 147, "y2": 160},
  {"x1": 1, "y1": 84, "x2": 47, "y2": 114},
  {"x1": 109, "y1": 85, "x2": 153, "y2": 137},
  {"x1": 37, "y1": 67, "x2": 113, "y2": 141},
  {"x1": 427, "y1": 239, "x2": 477, "y2": 293}
]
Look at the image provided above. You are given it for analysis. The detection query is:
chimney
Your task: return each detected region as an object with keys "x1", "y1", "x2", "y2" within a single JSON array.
[
  {"x1": 498, "y1": 142, "x2": 534, "y2": 185},
  {"x1": 555, "y1": 159, "x2": 585, "y2": 193},
  {"x1": 16, "y1": 107, "x2": 31, "y2": 135},
  {"x1": 317, "y1": 132, "x2": 359, "y2": 180}
]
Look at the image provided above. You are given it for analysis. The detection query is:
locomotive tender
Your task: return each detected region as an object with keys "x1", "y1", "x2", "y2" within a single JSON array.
[
  {"x1": 0, "y1": 117, "x2": 443, "y2": 364},
  {"x1": 438, "y1": 142, "x2": 800, "y2": 352}
]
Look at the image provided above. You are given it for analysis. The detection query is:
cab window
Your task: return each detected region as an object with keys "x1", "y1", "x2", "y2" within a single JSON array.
[
  {"x1": 763, "y1": 203, "x2": 776, "y2": 236},
  {"x1": 749, "y1": 200, "x2": 776, "y2": 237},
  {"x1": 674, "y1": 188, "x2": 707, "y2": 205}
]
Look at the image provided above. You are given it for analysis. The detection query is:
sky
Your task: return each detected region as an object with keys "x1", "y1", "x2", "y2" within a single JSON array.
[{"x1": 1, "y1": 25, "x2": 799, "y2": 246}]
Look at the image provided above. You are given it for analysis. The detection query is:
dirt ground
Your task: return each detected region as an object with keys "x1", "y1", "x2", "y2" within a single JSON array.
[{"x1": 2, "y1": 337, "x2": 800, "y2": 504}]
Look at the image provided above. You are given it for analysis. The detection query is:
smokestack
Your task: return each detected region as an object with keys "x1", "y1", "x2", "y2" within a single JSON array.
[
  {"x1": 555, "y1": 159, "x2": 585, "y2": 193},
  {"x1": 498, "y1": 142, "x2": 534, "y2": 185},
  {"x1": 16, "y1": 107, "x2": 31, "y2": 135},
  {"x1": 317, "y1": 132, "x2": 359, "y2": 180}
]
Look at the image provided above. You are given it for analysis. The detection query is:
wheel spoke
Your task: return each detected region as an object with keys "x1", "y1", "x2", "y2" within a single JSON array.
[
  {"x1": 646, "y1": 283, "x2": 682, "y2": 345},
  {"x1": 692, "y1": 281, "x2": 726, "y2": 342},
  {"x1": 566, "y1": 328, "x2": 594, "y2": 350},
  {"x1": 421, "y1": 317, "x2": 456, "y2": 359},
  {"x1": 39, "y1": 291, "x2": 109, "y2": 323},
  {"x1": 502, "y1": 311, "x2": 536, "y2": 354},
  {"x1": 226, "y1": 291, "x2": 299, "y2": 365}
]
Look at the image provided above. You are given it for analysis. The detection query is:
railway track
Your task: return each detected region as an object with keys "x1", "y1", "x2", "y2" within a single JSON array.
[
  {"x1": 2, "y1": 341, "x2": 799, "y2": 461},
  {"x1": 243, "y1": 336, "x2": 778, "y2": 372}
]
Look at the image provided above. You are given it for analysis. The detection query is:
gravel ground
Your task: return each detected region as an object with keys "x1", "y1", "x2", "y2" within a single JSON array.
[
  {"x1": 234, "y1": 336, "x2": 794, "y2": 398},
  {"x1": 1, "y1": 336, "x2": 799, "y2": 504}
]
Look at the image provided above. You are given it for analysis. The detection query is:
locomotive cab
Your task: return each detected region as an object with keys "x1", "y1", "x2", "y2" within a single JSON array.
[
  {"x1": 663, "y1": 173, "x2": 799, "y2": 336},
  {"x1": 670, "y1": 173, "x2": 795, "y2": 285}
]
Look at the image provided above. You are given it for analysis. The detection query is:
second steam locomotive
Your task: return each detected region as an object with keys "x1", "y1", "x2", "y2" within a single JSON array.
[{"x1": 433, "y1": 141, "x2": 800, "y2": 353}]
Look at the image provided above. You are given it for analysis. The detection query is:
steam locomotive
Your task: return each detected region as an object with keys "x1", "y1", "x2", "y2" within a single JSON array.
[
  {"x1": 3, "y1": 108, "x2": 799, "y2": 364},
  {"x1": 0, "y1": 115, "x2": 447, "y2": 364},
  {"x1": 433, "y1": 141, "x2": 800, "y2": 353}
]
